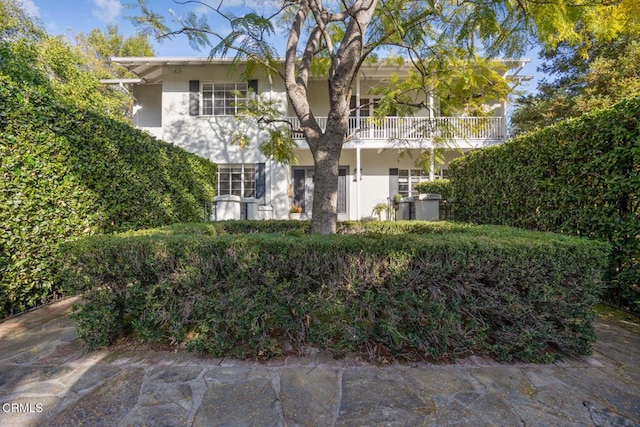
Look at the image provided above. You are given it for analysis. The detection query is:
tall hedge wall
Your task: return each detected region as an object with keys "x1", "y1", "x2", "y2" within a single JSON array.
[
  {"x1": 0, "y1": 76, "x2": 217, "y2": 316},
  {"x1": 450, "y1": 97, "x2": 639, "y2": 311}
]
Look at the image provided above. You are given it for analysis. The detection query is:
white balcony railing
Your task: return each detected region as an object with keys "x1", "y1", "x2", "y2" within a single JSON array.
[{"x1": 288, "y1": 116, "x2": 505, "y2": 141}]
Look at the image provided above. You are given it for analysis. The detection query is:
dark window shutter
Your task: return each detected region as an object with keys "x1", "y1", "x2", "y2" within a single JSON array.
[
  {"x1": 389, "y1": 168, "x2": 399, "y2": 199},
  {"x1": 293, "y1": 169, "x2": 306, "y2": 210},
  {"x1": 337, "y1": 168, "x2": 347, "y2": 213},
  {"x1": 189, "y1": 80, "x2": 200, "y2": 116},
  {"x1": 248, "y1": 79, "x2": 258, "y2": 97},
  {"x1": 255, "y1": 162, "x2": 266, "y2": 200}
]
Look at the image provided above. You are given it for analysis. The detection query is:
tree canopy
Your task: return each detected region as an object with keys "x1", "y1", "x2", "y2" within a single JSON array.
[
  {"x1": 0, "y1": 0, "x2": 45, "y2": 42},
  {"x1": 0, "y1": 0, "x2": 156, "y2": 121},
  {"x1": 133, "y1": 0, "x2": 636, "y2": 233},
  {"x1": 511, "y1": 35, "x2": 640, "y2": 134},
  {"x1": 76, "y1": 24, "x2": 155, "y2": 79}
]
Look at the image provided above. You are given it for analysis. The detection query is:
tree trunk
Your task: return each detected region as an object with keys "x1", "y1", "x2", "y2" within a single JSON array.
[
  {"x1": 309, "y1": 133, "x2": 343, "y2": 234},
  {"x1": 282, "y1": 0, "x2": 378, "y2": 234}
]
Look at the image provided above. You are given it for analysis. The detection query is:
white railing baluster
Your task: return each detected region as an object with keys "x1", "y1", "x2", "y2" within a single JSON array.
[{"x1": 284, "y1": 116, "x2": 504, "y2": 142}]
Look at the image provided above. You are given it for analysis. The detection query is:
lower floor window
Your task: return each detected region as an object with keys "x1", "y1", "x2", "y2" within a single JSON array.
[
  {"x1": 398, "y1": 169, "x2": 428, "y2": 197},
  {"x1": 218, "y1": 164, "x2": 256, "y2": 197}
]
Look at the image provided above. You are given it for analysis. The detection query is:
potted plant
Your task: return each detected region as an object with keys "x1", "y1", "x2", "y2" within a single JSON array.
[
  {"x1": 372, "y1": 202, "x2": 391, "y2": 221},
  {"x1": 289, "y1": 205, "x2": 303, "y2": 220}
]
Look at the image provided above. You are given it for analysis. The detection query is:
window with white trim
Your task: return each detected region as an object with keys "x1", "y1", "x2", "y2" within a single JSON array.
[
  {"x1": 202, "y1": 82, "x2": 247, "y2": 116},
  {"x1": 217, "y1": 164, "x2": 255, "y2": 197},
  {"x1": 398, "y1": 169, "x2": 428, "y2": 197},
  {"x1": 350, "y1": 96, "x2": 397, "y2": 117}
]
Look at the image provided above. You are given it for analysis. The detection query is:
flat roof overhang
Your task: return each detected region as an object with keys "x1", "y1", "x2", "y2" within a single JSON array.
[{"x1": 110, "y1": 56, "x2": 531, "y2": 84}]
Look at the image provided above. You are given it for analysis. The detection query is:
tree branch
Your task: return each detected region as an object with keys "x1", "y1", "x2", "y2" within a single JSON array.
[
  {"x1": 285, "y1": 0, "x2": 322, "y2": 144},
  {"x1": 299, "y1": 25, "x2": 324, "y2": 87},
  {"x1": 309, "y1": 0, "x2": 336, "y2": 59}
]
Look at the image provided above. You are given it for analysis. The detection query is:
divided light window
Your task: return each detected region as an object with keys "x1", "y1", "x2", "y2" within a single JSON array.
[
  {"x1": 218, "y1": 164, "x2": 255, "y2": 197},
  {"x1": 202, "y1": 82, "x2": 247, "y2": 116},
  {"x1": 398, "y1": 169, "x2": 428, "y2": 197},
  {"x1": 349, "y1": 96, "x2": 396, "y2": 117}
]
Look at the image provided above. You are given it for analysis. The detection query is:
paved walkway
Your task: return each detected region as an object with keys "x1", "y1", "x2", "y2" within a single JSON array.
[{"x1": 0, "y1": 298, "x2": 638, "y2": 427}]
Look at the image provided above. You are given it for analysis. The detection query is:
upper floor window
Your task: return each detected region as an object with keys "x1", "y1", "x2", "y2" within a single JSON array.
[
  {"x1": 202, "y1": 82, "x2": 247, "y2": 116},
  {"x1": 350, "y1": 96, "x2": 397, "y2": 117},
  {"x1": 350, "y1": 96, "x2": 379, "y2": 118}
]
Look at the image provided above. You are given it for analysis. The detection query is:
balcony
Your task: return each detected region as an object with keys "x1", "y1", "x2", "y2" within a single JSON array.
[{"x1": 288, "y1": 116, "x2": 506, "y2": 148}]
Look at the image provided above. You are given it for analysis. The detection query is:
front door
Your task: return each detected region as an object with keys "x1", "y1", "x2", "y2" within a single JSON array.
[{"x1": 293, "y1": 167, "x2": 348, "y2": 220}]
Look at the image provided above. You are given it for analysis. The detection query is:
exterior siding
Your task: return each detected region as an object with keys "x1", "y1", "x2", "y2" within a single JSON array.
[{"x1": 125, "y1": 60, "x2": 507, "y2": 220}]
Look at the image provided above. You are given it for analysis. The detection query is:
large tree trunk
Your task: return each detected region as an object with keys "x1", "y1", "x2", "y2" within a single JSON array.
[
  {"x1": 283, "y1": 0, "x2": 378, "y2": 234},
  {"x1": 309, "y1": 133, "x2": 343, "y2": 234}
]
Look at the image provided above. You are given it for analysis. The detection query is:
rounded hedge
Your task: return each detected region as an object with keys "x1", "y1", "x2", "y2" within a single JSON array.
[{"x1": 61, "y1": 221, "x2": 610, "y2": 363}]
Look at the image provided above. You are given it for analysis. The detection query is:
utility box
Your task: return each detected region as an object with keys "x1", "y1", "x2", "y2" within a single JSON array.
[
  {"x1": 395, "y1": 197, "x2": 414, "y2": 220},
  {"x1": 242, "y1": 198, "x2": 258, "y2": 220},
  {"x1": 414, "y1": 193, "x2": 441, "y2": 221},
  {"x1": 214, "y1": 195, "x2": 241, "y2": 220},
  {"x1": 257, "y1": 205, "x2": 273, "y2": 220}
]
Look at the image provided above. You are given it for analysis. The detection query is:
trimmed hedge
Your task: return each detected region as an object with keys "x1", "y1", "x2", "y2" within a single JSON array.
[
  {"x1": 450, "y1": 97, "x2": 639, "y2": 312},
  {"x1": 414, "y1": 179, "x2": 452, "y2": 201},
  {"x1": 0, "y1": 76, "x2": 217, "y2": 316},
  {"x1": 61, "y1": 221, "x2": 610, "y2": 362}
]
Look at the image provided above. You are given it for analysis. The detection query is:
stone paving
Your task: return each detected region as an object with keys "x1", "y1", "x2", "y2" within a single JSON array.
[{"x1": 0, "y1": 297, "x2": 638, "y2": 426}]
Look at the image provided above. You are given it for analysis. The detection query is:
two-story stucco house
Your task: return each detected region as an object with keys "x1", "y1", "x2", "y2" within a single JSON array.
[{"x1": 108, "y1": 57, "x2": 528, "y2": 221}]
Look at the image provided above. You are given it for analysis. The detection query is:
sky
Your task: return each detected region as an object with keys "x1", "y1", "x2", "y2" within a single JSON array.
[{"x1": 19, "y1": 0, "x2": 544, "y2": 94}]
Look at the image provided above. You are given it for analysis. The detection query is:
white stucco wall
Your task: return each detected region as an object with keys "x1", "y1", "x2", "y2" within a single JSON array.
[
  {"x1": 293, "y1": 147, "x2": 462, "y2": 220},
  {"x1": 128, "y1": 62, "x2": 496, "y2": 221},
  {"x1": 134, "y1": 84, "x2": 162, "y2": 128},
  {"x1": 159, "y1": 64, "x2": 289, "y2": 163},
  {"x1": 143, "y1": 64, "x2": 292, "y2": 218}
]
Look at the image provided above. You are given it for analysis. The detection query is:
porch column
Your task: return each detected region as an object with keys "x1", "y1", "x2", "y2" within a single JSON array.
[
  {"x1": 429, "y1": 146, "x2": 435, "y2": 181},
  {"x1": 356, "y1": 78, "x2": 362, "y2": 220},
  {"x1": 356, "y1": 77, "x2": 361, "y2": 130},
  {"x1": 428, "y1": 91, "x2": 436, "y2": 181},
  {"x1": 501, "y1": 70, "x2": 508, "y2": 139},
  {"x1": 133, "y1": 103, "x2": 141, "y2": 128},
  {"x1": 501, "y1": 101, "x2": 508, "y2": 139}
]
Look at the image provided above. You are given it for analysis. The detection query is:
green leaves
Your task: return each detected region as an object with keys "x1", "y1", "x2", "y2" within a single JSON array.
[
  {"x1": 0, "y1": 75, "x2": 217, "y2": 317},
  {"x1": 451, "y1": 96, "x2": 640, "y2": 312},
  {"x1": 414, "y1": 179, "x2": 452, "y2": 201},
  {"x1": 61, "y1": 221, "x2": 609, "y2": 361},
  {"x1": 512, "y1": 37, "x2": 640, "y2": 134},
  {"x1": 229, "y1": 93, "x2": 298, "y2": 164}
]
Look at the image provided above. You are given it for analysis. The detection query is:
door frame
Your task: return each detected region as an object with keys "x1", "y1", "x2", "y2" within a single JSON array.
[{"x1": 292, "y1": 166, "x2": 349, "y2": 220}]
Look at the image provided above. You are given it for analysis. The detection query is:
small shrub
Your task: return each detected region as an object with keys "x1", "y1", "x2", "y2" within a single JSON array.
[{"x1": 61, "y1": 222, "x2": 610, "y2": 362}]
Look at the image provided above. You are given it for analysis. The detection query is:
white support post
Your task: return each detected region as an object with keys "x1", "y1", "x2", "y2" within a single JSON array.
[
  {"x1": 356, "y1": 139, "x2": 361, "y2": 220},
  {"x1": 429, "y1": 146, "x2": 435, "y2": 181},
  {"x1": 501, "y1": 70, "x2": 509, "y2": 140},
  {"x1": 501, "y1": 101, "x2": 508, "y2": 139},
  {"x1": 356, "y1": 78, "x2": 362, "y2": 220},
  {"x1": 356, "y1": 78, "x2": 361, "y2": 134}
]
